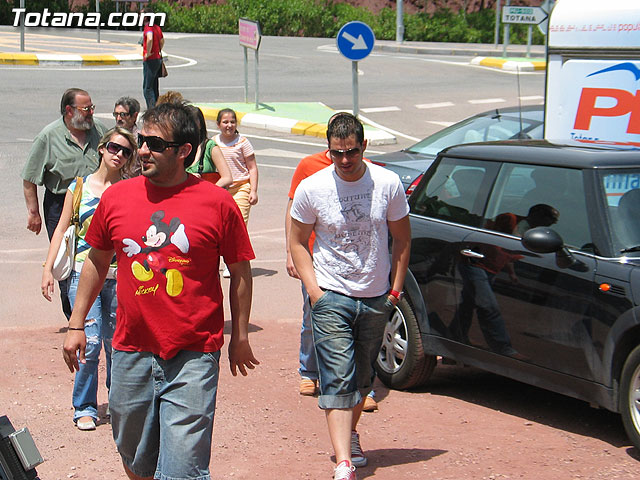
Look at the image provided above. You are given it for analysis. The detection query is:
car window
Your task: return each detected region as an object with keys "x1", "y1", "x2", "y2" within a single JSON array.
[
  {"x1": 410, "y1": 157, "x2": 498, "y2": 227},
  {"x1": 599, "y1": 170, "x2": 640, "y2": 255},
  {"x1": 406, "y1": 110, "x2": 543, "y2": 157},
  {"x1": 486, "y1": 164, "x2": 593, "y2": 251}
]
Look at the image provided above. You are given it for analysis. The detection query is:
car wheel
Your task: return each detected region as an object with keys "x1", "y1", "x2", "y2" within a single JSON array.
[
  {"x1": 620, "y1": 344, "x2": 640, "y2": 450},
  {"x1": 375, "y1": 294, "x2": 436, "y2": 390}
]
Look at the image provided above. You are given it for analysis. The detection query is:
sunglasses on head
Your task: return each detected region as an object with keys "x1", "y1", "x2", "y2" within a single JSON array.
[
  {"x1": 137, "y1": 134, "x2": 182, "y2": 153},
  {"x1": 105, "y1": 141, "x2": 133, "y2": 159},
  {"x1": 329, "y1": 147, "x2": 361, "y2": 160}
]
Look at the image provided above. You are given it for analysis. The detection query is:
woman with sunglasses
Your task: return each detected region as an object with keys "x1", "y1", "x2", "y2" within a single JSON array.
[{"x1": 41, "y1": 127, "x2": 137, "y2": 431}]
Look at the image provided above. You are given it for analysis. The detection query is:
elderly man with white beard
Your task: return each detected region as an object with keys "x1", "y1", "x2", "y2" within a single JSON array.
[{"x1": 22, "y1": 87, "x2": 106, "y2": 318}]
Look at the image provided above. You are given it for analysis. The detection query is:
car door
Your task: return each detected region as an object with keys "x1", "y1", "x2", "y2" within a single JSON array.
[
  {"x1": 408, "y1": 156, "x2": 499, "y2": 343},
  {"x1": 459, "y1": 163, "x2": 600, "y2": 380}
]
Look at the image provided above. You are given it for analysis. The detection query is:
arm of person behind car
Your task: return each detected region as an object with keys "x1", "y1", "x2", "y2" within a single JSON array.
[
  {"x1": 41, "y1": 190, "x2": 75, "y2": 301},
  {"x1": 388, "y1": 215, "x2": 411, "y2": 305},
  {"x1": 284, "y1": 198, "x2": 300, "y2": 279},
  {"x1": 290, "y1": 218, "x2": 323, "y2": 305},
  {"x1": 227, "y1": 260, "x2": 260, "y2": 376},
  {"x1": 23, "y1": 180, "x2": 41, "y2": 235},
  {"x1": 62, "y1": 247, "x2": 112, "y2": 373}
]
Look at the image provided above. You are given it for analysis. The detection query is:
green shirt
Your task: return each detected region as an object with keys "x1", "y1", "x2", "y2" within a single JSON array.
[
  {"x1": 186, "y1": 138, "x2": 218, "y2": 175},
  {"x1": 21, "y1": 117, "x2": 107, "y2": 195}
]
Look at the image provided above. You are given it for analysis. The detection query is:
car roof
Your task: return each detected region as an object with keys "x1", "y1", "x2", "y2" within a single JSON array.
[{"x1": 440, "y1": 139, "x2": 640, "y2": 169}]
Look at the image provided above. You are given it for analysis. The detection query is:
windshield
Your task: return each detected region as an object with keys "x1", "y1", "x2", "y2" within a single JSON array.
[
  {"x1": 599, "y1": 169, "x2": 640, "y2": 256},
  {"x1": 406, "y1": 109, "x2": 544, "y2": 156}
]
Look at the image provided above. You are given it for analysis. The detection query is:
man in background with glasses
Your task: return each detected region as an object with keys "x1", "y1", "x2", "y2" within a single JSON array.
[
  {"x1": 113, "y1": 96, "x2": 141, "y2": 176},
  {"x1": 289, "y1": 113, "x2": 410, "y2": 480},
  {"x1": 21, "y1": 87, "x2": 106, "y2": 319},
  {"x1": 63, "y1": 101, "x2": 259, "y2": 480}
]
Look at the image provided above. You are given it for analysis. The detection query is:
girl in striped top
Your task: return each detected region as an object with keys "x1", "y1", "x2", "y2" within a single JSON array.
[{"x1": 215, "y1": 108, "x2": 259, "y2": 226}]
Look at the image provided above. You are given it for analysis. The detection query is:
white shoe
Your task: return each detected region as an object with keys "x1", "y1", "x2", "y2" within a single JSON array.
[
  {"x1": 76, "y1": 417, "x2": 96, "y2": 431},
  {"x1": 333, "y1": 460, "x2": 356, "y2": 480}
]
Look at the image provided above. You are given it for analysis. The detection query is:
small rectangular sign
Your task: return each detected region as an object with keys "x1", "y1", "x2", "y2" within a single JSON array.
[
  {"x1": 239, "y1": 18, "x2": 261, "y2": 50},
  {"x1": 502, "y1": 6, "x2": 546, "y2": 25}
]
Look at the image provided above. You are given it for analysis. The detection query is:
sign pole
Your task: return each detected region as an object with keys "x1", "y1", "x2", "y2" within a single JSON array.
[
  {"x1": 255, "y1": 49, "x2": 260, "y2": 110},
  {"x1": 352, "y1": 61, "x2": 359, "y2": 118},
  {"x1": 96, "y1": 0, "x2": 100, "y2": 43},
  {"x1": 494, "y1": 0, "x2": 501, "y2": 46},
  {"x1": 243, "y1": 47, "x2": 248, "y2": 103},
  {"x1": 526, "y1": 25, "x2": 532, "y2": 58},
  {"x1": 19, "y1": 0, "x2": 24, "y2": 52},
  {"x1": 396, "y1": 0, "x2": 404, "y2": 43}
]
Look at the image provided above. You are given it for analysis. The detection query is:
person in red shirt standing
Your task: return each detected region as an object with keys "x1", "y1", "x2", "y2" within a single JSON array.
[
  {"x1": 142, "y1": 15, "x2": 164, "y2": 109},
  {"x1": 62, "y1": 102, "x2": 259, "y2": 480}
]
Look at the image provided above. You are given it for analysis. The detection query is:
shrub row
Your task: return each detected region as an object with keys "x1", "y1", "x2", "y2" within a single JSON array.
[{"x1": 0, "y1": 0, "x2": 545, "y2": 45}]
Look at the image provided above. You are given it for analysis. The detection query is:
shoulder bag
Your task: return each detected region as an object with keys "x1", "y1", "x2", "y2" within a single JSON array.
[{"x1": 52, "y1": 177, "x2": 84, "y2": 281}]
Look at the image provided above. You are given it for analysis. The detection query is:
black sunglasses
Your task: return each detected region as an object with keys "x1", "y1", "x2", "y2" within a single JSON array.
[
  {"x1": 105, "y1": 141, "x2": 133, "y2": 159},
  {"x1": 137, "y1": 134, "x2": 181, "y2": 153},
  {"x1": 329, "y1": 147, "x2": 361, "y2": 160},
  {"x1": 113, "y1": 111, "x2": 131, "y2": 118}
]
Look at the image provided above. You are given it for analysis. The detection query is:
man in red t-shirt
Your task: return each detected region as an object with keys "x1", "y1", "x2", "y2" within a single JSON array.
[
  {"x1": 63, "y1": 102, "x2": 259, "y2": 480},
  {"x1": 142, "y1": 15, "x2": 164, "y2": 109}
]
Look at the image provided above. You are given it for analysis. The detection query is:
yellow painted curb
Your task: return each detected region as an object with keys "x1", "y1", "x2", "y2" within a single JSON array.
[
  {"x1": 306, "y1": 123, "x2": 327, "y2": 139},
  {"x1": 81, "y1": 54, "x2": 119, "y2": 65},
  {"x1": 531, "y1": 61, "x2": 546, "y2": 71},
  {"x1": 199, "y1": 106, "x2": 221, "y2": 122},
  {"x1": 479, "y1": 57, "x2": 507, "y2": 68},
  {"x1": 291, "y1": 121, "x2": 316, "y2": 136},
  {"x1": 0, "y1": 53, "x2": 38, "y2": 65}
]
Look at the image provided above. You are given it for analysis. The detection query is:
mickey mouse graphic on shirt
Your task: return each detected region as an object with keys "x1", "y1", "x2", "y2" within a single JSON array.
[{"x1": 122, "y1": 210, "x2": 190, "y2": 297}]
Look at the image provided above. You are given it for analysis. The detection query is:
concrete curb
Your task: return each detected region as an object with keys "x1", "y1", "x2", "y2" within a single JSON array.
[
  {"x1": 0, "y1": 52, "x2": 142, "y2": 66},
  {"x1": 471, "y1": 56, "x2": 546, "y2": 71},
  {"x1": 197, "y1": 104, "x2": 397, "y2": 146}
]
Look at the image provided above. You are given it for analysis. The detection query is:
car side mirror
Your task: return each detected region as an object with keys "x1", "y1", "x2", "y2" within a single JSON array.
[
  {"x1": 521, "y1": 227, "x2": 563, "y2": 254},
  {"x1": 521, "y1": 227, "x2": 589, "y2": 271}
]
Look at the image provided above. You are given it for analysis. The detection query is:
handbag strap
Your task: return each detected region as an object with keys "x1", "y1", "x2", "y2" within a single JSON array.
[{"x1": 70, "y1": 176, "x2": 83, "y2": 227}]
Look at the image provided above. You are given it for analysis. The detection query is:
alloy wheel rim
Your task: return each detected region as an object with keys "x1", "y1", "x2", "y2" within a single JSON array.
[{"x1": 377, "y1": 306, "x2": 408, "y2": 374}]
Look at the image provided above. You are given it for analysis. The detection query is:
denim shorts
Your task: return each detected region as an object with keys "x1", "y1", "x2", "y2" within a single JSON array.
[
  {"x1": 110, "y1": 349, "x2": 220, "y2": 480},
  {"x1": 311, "y1": 290, "x2": 394, "y2": 409}
]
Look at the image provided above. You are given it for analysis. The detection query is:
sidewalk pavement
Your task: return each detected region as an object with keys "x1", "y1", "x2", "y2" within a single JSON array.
[{"x1": 0, "y1": 27, "x2": 546, "y2": 144}]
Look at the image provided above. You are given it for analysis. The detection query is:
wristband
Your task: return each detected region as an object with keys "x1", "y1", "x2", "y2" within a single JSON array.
[
  {"x1": 389, "y1": 290, "x2": 403, "y2": 301},
  {"x1": 68, "y1": 327, "x2": 84, "y2": 331}
]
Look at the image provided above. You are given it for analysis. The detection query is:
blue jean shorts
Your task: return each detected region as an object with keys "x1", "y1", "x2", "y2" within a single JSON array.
[
  {"x1": 110, "y1": 349, "x2": 220, "y2": 480},
  {"x1": 311, "y1": 290, "x2": 394, "y2": 409}
]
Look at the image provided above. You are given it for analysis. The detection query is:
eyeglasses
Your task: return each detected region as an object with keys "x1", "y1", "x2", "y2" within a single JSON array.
[
  {"x1": 329, "y1": 147, "x2": 361, "y2": 160},
  {"x1": 137, "y1": 134, "x2": 181, "y2": 153},
  {"x1": 105, "y1": 141, "x2": 133, "y2": 159},
  {"x1": 113, "y1": 111, "x2": 131, "y2": 118},
  {"x1": 73, "y1": 104, "x2": 95, "y2": 113}
]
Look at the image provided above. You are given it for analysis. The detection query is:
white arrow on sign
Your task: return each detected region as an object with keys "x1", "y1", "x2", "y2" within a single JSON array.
[{"x1": 341, "y1": 31, "x2": 368, "y2": 50}]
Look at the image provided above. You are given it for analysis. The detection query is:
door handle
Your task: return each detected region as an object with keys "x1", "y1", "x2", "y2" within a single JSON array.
[{"x1": 461, "y1": 249, "x2": 484, "y2": 259}]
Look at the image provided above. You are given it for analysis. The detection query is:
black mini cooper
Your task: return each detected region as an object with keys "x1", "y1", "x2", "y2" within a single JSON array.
[{"x1": 376, "y1": 140, "x2": 640, "y2": 450}]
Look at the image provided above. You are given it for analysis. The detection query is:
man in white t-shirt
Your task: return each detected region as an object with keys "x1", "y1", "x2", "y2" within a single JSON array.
[{"x1": 289, "y1": 113, "x2": 411, "y2": 480}]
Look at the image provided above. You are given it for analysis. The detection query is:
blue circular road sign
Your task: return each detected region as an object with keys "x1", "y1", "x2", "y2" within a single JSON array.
[{"x1": 337, "y1": 21, "x2": 375, "y2": 61}]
